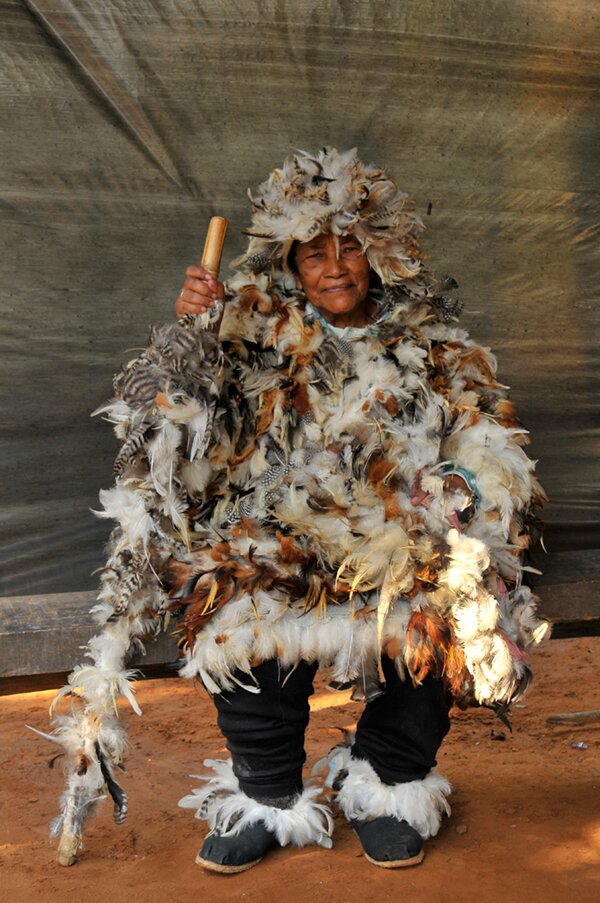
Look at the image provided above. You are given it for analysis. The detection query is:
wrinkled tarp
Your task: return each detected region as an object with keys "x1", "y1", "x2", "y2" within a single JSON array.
[{"x1": 1, "y1": 0, "x2": 599, "y2": 596}]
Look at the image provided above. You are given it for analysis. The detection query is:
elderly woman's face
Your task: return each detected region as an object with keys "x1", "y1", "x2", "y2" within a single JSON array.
[{"x1": 293, "y1": 233, "x2": 371, "y2": 325}]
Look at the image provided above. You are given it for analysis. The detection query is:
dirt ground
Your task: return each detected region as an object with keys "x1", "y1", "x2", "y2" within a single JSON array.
[{"x1": 1, "y1": 636, "x2": 599, "y2": 903}]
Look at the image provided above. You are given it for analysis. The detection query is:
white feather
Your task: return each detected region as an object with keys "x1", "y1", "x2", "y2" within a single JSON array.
[
  {"x1": 179, "y1": 758, "x2": 333, "y2": 848},
  {"x1": 326, "y1": 745, "x2": 450, "y2": 839},
  {"x1": 94, "y1": 485, "x2": 153, "y2": 550}
]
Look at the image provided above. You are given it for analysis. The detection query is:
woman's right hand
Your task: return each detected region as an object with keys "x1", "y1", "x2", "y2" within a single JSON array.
[{"x1": 174, "y1": 265, "x2": 225, "y2": 318}]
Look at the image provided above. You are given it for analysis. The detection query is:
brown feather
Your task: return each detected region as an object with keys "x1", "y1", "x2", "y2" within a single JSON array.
[
  {"x1": 405, "y1": 609, "x2": 469, "y2": 696},
  {"x1": 256, "y1": 388, "x2": 279, "y2": 436}
]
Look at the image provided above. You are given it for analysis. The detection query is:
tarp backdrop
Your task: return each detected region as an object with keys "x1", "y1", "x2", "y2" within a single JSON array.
[{"x1": 1, "y1": 0, "x2": 598, "y2": 596}]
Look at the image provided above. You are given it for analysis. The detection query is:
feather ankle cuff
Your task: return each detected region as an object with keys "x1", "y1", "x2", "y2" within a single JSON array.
[
  {"x1": 179, "y1": 758, "x2": 334, "y2": 848},
  {"x1": 323, "y1": 745, "x2": 451, "y2": 840}
]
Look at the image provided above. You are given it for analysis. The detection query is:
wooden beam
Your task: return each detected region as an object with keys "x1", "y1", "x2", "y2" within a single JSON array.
[
  {"x1": 1, "y1": 548, "x2": 599, "y2": 694},
  {"x1": 534, "y1": 548, "x2": 600, "y2": 637},
  {"x1": 0, "y1": 663, "x2": 182, "y2": 696},
  {"x1": 0, "y1": 591, "x2": 180, "y2": 695}
]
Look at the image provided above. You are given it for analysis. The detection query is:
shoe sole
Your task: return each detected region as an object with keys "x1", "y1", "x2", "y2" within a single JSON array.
[
  {"x1": 195, "y1": 851, "x2": 263, "y2": 874},
  {"x1": 363, "y1": 848, "x2": 425, "y2": 869}
]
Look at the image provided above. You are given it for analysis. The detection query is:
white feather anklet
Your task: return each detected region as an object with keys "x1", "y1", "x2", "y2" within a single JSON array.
[
  {"x1": 322, "y1": 745, "x2": 451, "y2": 840},
  {"x1": 179, "y1": 758, "x2": 334, "y2": 848}
]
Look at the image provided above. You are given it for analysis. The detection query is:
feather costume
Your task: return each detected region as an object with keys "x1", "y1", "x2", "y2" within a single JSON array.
[{"x1": 45, "y1": 148, "x2": 548, "y2": 859}]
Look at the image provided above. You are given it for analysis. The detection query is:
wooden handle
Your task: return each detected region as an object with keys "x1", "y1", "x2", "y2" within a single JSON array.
[
  {"x1": 57, "y1": 828, "x2": 80, "y2": 867},
  {"x1": 201, "y1": 216, "x2": 228, "y2": 277}
]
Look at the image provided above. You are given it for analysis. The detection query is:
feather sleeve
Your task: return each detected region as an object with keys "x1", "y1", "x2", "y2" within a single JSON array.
[
  {"x1": 44, "y1": 312, "x2": 234, "y2": 863},
  {"x1": 433, "y1": 333, "x2": 546, "y2": 573},
  {"x1": 412, "y1": 326, "x2": 549, "y2": 707}
]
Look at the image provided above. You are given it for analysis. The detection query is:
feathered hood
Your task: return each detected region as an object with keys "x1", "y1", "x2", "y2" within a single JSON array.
[{"x1": 235, "y1": 147, "x2": 425, "y2": 286}]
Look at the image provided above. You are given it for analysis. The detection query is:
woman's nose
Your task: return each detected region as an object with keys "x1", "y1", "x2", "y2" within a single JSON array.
[{"x1": 324, "y1": 251, "x2": 347, "y2": 276}]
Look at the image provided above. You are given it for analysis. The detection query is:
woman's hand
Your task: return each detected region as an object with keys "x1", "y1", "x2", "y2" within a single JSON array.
[
  {"x1": 174, "y1": 265, "x2": 225, "y2": 318},
  {"x1": 442, "y1": 472, "x2": 478, "y2": 528},
  {"x1": 442, "y1": 473, "x2": 470, "y2": 495}
]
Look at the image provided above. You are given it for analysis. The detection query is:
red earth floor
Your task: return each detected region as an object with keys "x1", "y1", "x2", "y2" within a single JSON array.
[{"x1": 1, "y1": 636, "x2": 599, "y2": 902}]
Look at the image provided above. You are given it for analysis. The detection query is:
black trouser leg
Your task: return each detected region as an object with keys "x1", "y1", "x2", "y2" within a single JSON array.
[
  {"x1": 212, "y1": 659, "x2": 318, "y2": 801},
  {"x1": 352, "y1": 657, "x2": 451, "y2": 784}
]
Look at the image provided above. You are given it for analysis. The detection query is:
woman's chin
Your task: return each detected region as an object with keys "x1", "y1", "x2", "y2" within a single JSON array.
[{"x1": 314, "y1": 295, "x2": 365, "y2": 317}]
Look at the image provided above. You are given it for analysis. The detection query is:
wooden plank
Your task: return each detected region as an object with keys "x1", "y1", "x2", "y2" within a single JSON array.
[
  {"x1": 1, "y1": 548, "x2": 599, "y2": 694},
  {"x1": 0, "y1": 592, "x2": 180, "y2": 685},
  {"x1": 535, "y1": 549, "x2": 600, "y2": 632},
  {"x1": 535, "y1": 547, "x2": 600, "y2": 589},
  {"x1": 0, "y1": 663, "x2": 182, "y2": 697}
]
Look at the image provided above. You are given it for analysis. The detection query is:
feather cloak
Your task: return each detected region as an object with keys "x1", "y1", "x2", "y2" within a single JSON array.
[
  {"x1": 84, "y1": 269, "x2": 548, "y2": 709},
  {"x1": 43, "y1": 264, "x2": 548, "y2": 855}
]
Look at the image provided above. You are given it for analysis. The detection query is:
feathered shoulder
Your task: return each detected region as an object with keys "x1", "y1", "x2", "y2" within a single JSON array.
[
  {"x1": 220, "y1": 272, "x2": 328, "y2": 358},
  {"x1": 221, "y1": 265, "x2": 464, "y2": 346}
]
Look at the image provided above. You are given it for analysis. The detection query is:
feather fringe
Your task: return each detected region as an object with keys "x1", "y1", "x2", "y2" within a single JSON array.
[
  {"x1": 179, "y1": 758, "x2": 333, "y2": 848},
  {"x1": 179, "y1": 594, "x2": 413, "y2": 692},
  {"x1": 322, "y1": 745, "x2": 450, "y2": 839}
]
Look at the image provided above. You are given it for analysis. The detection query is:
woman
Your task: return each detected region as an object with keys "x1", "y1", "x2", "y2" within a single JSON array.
[{"x1": 49, "y1": 148, "x2": 548, "y2": 872}]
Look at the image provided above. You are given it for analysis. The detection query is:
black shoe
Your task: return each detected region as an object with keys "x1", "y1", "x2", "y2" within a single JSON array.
[
  {"x1": 196, "y1": 822, "x2": 279, "y2": 874},
  {"x1": 352, "y1": 816, "x2": 424, "y2": 869}
]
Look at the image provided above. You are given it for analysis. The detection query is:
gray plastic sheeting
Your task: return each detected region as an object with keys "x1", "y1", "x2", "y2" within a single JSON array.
[{"x1": 1, "y1": 1, "x2": 599, "y2": 595}]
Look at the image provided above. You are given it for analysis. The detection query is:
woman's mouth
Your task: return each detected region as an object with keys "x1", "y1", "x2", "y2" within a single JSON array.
[{"x1": 324, "y1": 284, "x2": 352, "y2": 294}]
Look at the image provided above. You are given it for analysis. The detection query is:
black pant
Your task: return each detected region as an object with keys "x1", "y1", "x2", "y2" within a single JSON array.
[{"x1": 213, "y1": 658, "x2": 451, "y2": 801}]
